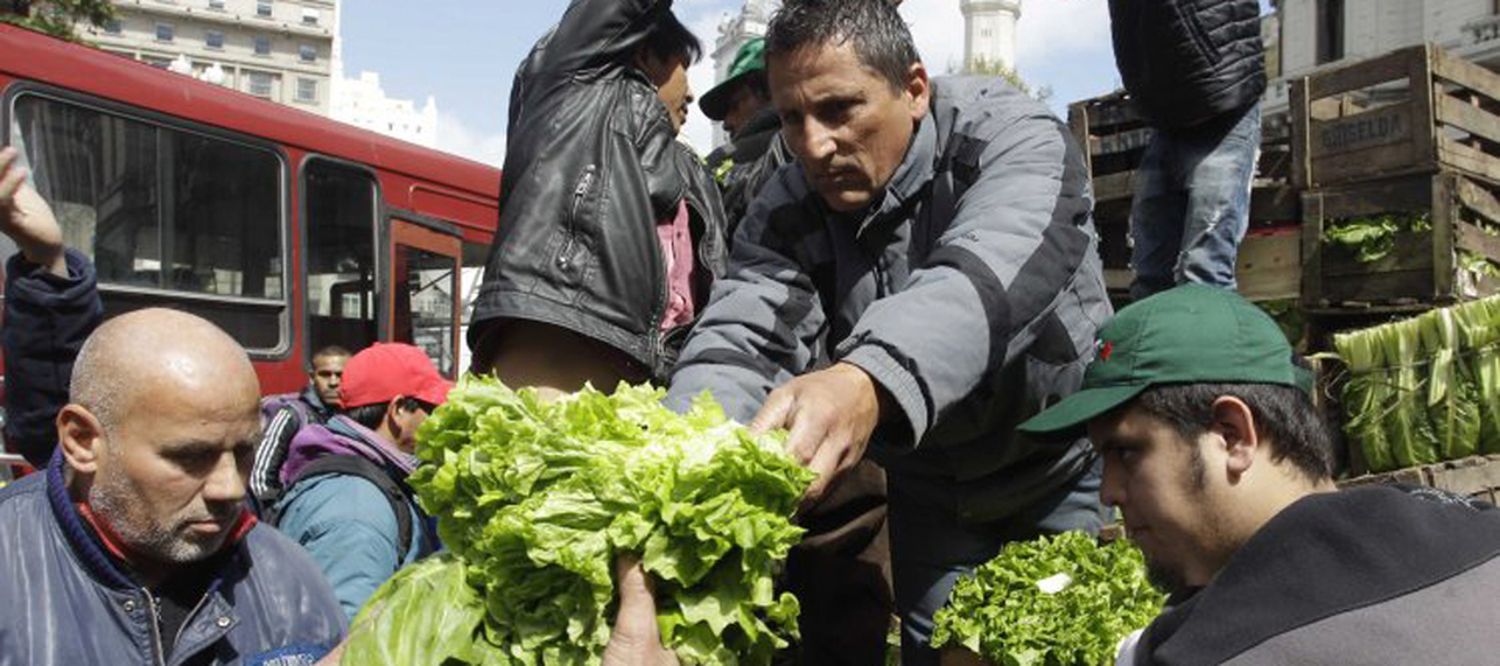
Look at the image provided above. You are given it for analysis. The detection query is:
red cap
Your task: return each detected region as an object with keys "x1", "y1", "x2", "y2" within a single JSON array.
[{"x1": 339, "y1": 343, "x2": 453, "y2": 409}]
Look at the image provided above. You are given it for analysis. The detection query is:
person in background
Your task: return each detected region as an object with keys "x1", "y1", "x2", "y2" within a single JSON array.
[
  {"x1": 1108, "y1": 0, "x2": 1265, "y2": 300},
  {"x1": 468, "y1": 0, "x2": 728, "y2": 394},
  {"x1": 0, "y1": 146, "x2": 101, "y2": 469},
  {"x1": 250, "y1": 344, "x2": 351, "y2": 503},
  {"x1": 271, "y1": 342, "x2": 448, "y2": 619},
  {"x1": 1020, "y1": 285, "x2": 1500, "y2": 664},
  {"x1": 701, "y1": 37, "x2": 794, "y2": 233},
  {"x1": 0, "y1": 307, "x2": 346, "y2": 665},
  {"x1": 667, "y1": 1, "x2": 1112, "y2": 661}
]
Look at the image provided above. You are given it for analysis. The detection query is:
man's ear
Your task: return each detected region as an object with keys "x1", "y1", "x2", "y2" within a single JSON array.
[
  {"x1": 1211, "y1": 396, "x2": 1259, "y2": 480},
  {"x1": 57, "y1": 404, "x2": 106, "y2": 475},
  {"x1": 905, "y1": 62, "x2": 931, "y2": 121}
]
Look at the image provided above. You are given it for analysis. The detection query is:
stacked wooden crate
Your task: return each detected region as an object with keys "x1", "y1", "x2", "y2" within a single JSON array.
[
  {"x1": 1293, "y1": 43, "x2": 1500, "y2": 312},
  {"x1": 1067, "y1": 92, "x2": 1302, "y2": 310}
]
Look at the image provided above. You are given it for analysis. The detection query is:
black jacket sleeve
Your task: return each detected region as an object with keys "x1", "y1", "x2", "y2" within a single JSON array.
[{"x1": 3, "y1": 248, "x2": 102, "y2": 467}]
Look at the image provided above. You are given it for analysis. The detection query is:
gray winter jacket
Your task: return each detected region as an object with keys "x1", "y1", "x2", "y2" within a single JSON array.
[
  {"x1": 0, "y1": 458, "x2": 347, "y2": 666},
  {"x1": 667, "y1": 77, "x2": 1112, "y2": 523}
]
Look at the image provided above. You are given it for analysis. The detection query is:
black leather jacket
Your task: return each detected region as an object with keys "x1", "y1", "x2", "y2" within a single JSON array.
[
  {"x1": 1109, "y1": 0, "x2": 1265, "y2": 129},
  {"x1": 469, "y1": 0, "x2": 728, "y2": 378}
]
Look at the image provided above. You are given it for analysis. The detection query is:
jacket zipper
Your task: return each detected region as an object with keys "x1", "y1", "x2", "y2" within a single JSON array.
[
  {"x1": 143, "y1": 589, "x2": 167, "y2": 666},
  {"x1": 172, "y1": 588, "x2": 217, "y2": 656},
  {"x1": 557, "y1": 165, "x2": 597, "y2": 273}
]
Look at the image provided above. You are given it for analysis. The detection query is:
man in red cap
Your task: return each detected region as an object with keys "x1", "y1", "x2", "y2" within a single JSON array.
[{"x1": 269, "y1": 342, "x2": 452, "y2": 619}]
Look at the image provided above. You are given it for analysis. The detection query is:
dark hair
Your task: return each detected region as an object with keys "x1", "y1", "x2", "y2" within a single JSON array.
[
  {"x1": 640, "y1": 10, "x2": 702, "y2": 65},
  {"x1": 765, "y1": 0, "x2": 920, "y2": 92},
  {"x1": 1134, "y1": 382, "x2": 1337, "y2": 483},
  {"x1": 312, "y1": 345, "x2": 352, "y2": 360},
  {"x1": 344, "y1": 397, "x2": 430, "y2": 431}
]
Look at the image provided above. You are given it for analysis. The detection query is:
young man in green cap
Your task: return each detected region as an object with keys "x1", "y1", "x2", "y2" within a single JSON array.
[
  {"x1": 701, "y1": 37, "x2": 794, "y2": 232},
  {"x1": 1019, "y1": 284, "x2": 1500, "y2": 664}
]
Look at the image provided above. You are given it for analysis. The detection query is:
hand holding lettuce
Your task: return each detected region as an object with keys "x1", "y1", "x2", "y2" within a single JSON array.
[{"x1": 343, "y1": 378, "x2": 814, "y2": 665}]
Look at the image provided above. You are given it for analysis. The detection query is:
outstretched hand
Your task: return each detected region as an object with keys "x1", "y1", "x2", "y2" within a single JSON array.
[
  {"x1": 750, "y1": 362, "x2": 887, "y2": 507},
  {"x1": 0, "y1": 147, "x2": 65, "y2": 277}
]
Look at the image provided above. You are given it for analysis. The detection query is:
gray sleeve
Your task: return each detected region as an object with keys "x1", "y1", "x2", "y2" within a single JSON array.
[
  {"x1": 838, "y1": 112, "x2": 1094, "y2": 447},
  {"x1": 665, "y1": 197, "x2": 825, "y2": 423}
]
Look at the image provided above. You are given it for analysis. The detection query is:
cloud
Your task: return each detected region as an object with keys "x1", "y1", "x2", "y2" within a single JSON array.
[{"x1": 435, "y1": 110, "x2": 508, "y2": 168}]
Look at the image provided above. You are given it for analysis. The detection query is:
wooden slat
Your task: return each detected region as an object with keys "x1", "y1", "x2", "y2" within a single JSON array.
[
  {"x1": 1091, "y1": 170, "x2": 1136, "y2": 203},
  {"x1": 1236, "y1": 231, "x2": 1301, "y2": 301},
  {"x1": 1321, "y1": 269, "x2": 1435, "y2": 303},
  {"x1": 1312, "y1": 173, "x2": 1435, "y2": 218},
  {"x1": 1301, "y1": 190, "x2": 1325, "y2": 303},
  {"x1": 1430, "y1": 47, "x2": 1500, "y2": 105},
  {"x1": 1454, "y1": 176, "x2": 1500, "y2": 227},
  {"x1": 1456, "y1": 219, "x2": 1500, "y2": 260},
  {"x1": 1432, "y1": 172, "x2": 1456, "y2": 299},
  {"x1": 1292, "y1": 77, "x2": 1311, "y2": 188},
  {"x1": 1438, "y1": 138, "x2": 1500, "y2": 182},
  {"x1": 1408, "y1": 50, "x2": 1437, "y2": 179},
  {"x1": 1307, "y1": 45, "x2": 1425, "y2": 99},
  {"x1": 1309, "y1": 141, "x2": 1424, "y2": 189},
  {"x1": 1308, "y1": 104, "x2": 1413, "y2": 159},
  {"x1": 1436, "y1": 93, "x2": 1500, "y2": 149}
]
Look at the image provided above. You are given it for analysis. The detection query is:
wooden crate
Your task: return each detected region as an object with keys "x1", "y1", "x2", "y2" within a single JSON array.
[
  {"x1": 1291, "y1": 42, "x2": 1500, "y2": 189},
  {"x1": 1340, "y1": 455, "x2": 1500, "y2": 505},
  {"x1": 1301, "y1": 169, "x2": 1500, "y2": 309}
]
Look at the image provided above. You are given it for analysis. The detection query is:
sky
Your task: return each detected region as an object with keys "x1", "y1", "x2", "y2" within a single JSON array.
[{"x1": 339, "y1": 0, "x2": 1125, "y2": 168}]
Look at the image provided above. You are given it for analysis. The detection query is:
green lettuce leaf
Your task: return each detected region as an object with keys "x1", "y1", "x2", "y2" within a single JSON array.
[
  {"x1": 345, "y1": 378, "x2": 814, "y2": 665},
  {"x1": 929, "y1": 532, "x2": 1165, "y2": 666}
]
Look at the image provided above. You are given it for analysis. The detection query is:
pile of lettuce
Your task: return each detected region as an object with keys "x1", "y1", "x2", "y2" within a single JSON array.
[
  {"x1": 930, "y1": 532, "x2": 1165, "y2": 666},
  {"x1": 343, "y1": 378, "x2": 814, "y2": 665}
]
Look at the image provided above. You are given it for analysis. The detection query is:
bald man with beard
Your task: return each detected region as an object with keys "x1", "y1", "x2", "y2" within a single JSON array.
[{"x1": 0, "y1": 308, "x2": 346, "y2": 665}]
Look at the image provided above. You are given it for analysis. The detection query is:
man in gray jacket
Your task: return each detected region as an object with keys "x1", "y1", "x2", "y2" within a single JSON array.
[{"x1": 666, "y1": 1, "x2": 1112, "y2": 661}]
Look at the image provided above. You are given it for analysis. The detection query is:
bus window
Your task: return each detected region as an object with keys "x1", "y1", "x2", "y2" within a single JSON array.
[
  {"x1": 10, "y1": 94, "x2": 285, "y2": 351},
  {"x1": 304, "y1": 160, "x2": 377, "y2": 356},
  {"x1": 393, "y1": 244, "x2": 458, "y2": 377}
]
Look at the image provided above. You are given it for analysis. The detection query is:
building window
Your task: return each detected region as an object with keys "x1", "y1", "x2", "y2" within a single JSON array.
[
  {"x1": 208, "y1": 0, "x2": 224, "y2": 8},
  {"x1": 205, "y1": 30, "x2": 224, "y2": 49},
  {"x1": 103, "y1": 19, "x2": 122, "y2": 34},
  {"x1": 256, "y1": 0, "x2": 272, "y2": 17},
  {"x1": 248, "y1": 71, "x2": 274, "y2": 97},
  {"x1": 297, "y1": 77, "x2": 318, "y2": 103},
  {"x1": 11, "y1": 95, "x2": 287, "y2": 351},
  {"x1": 155, "y1": 23, "x2": 174, "y2": 42},
  {"x1": 1316, "y1": 0, "x2": 1344, "y2": 65},
  {"x1": 302, "y1": 8, "x2": 319, "y2": 25},
  {"x1": 254, "y1": 36, "x2": 271, "y2": 56},
  {"x1": 299, "y1": 44, "x2": 316, "y2": 62}
]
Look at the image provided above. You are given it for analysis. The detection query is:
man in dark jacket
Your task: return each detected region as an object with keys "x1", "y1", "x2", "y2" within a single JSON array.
[
  {"x1": 0, "y1": 146, "x2": 101, "y2": 469},
  {"x1": 0, "y1": 306, "x2": 347, "y2": 665},
  {"x1": 1109, "y1": 0, "x2": 1265, "y2": 300},
  {"x1": 1020, "y1": 284, "x2": 1500, "y2": 664},
  {"x1": 701, "y1": 37, "x2": 794, "y2": 232},
  {"x1": 249, "y1": 344, "x2": 349, "y2": 502},
  {"x1": 469, "y1": 0, "x2": 729, "y2": 390},
  {"x1": 667, "y1": 1, "x2": 1111, "y2": 662}
]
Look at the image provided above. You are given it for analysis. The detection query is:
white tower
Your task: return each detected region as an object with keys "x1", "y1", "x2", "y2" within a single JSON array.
[
  {"x1": 711, "y1": 0, "x2": 778, "y2": 148},
  {"x1": 961, "y1": 0, "x2": 1021, "y2": 73}
]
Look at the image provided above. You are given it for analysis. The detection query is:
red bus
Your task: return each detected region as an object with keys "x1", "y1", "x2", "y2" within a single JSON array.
[{"x1": 0, "y1": 24, "x2": 501, "y2": 404}]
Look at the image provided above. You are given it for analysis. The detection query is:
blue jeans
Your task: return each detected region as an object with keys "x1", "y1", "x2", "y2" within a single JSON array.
[
  {"x1": 888, "y1": 461, "x2": 1107, "y2": 665},
  {"x1": 1129, "y1": 103, "x2": 1261, "y2": 301}
]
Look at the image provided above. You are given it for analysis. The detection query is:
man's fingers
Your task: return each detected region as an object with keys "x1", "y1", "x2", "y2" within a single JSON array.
[
  {"x1": 802, "y1": 431, "x2": 852, "y2": 503},
  {"x1": 748, "y1": 390, "x2": 793, "y2": 434},
  {"x1": 0, "y1": 163, "x2": 25, "y2": 203},
  {"x1": 782, "y1": 405, "x2": 830, "y2": 466}
]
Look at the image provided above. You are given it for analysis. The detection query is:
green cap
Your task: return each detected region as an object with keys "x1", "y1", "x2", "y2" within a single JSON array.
[
  {"x1": 1018, "y1": 284, "x2": 1312, "y2": 436},
  {"x1": 700, "y1": 38, "x2": 767, "y2": 121}
]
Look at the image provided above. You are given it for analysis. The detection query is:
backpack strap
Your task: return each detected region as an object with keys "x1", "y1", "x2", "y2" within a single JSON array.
[{"x1": 267, "y1": 455, "x2": 415, "y2": 557}]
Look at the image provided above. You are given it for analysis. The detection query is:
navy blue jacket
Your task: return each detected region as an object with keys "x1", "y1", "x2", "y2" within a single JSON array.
[
  {"x1": 0, "y1": 455, "x2": 347, "y2": 665},
  {"x1": 2, "y1": 249, "x2": 101, "y2": 467}
]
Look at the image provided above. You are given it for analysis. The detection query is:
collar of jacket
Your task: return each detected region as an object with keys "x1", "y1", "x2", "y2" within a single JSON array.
[
  {"x1": 854, "y1": 112, "x2": 937, "y2": 240},
  {"x1": 300, "y1": 385, "x2": 335, "y2": 420},
  {"x1": 45, "y1": 449, "x2": 253, "y2": 592}
]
